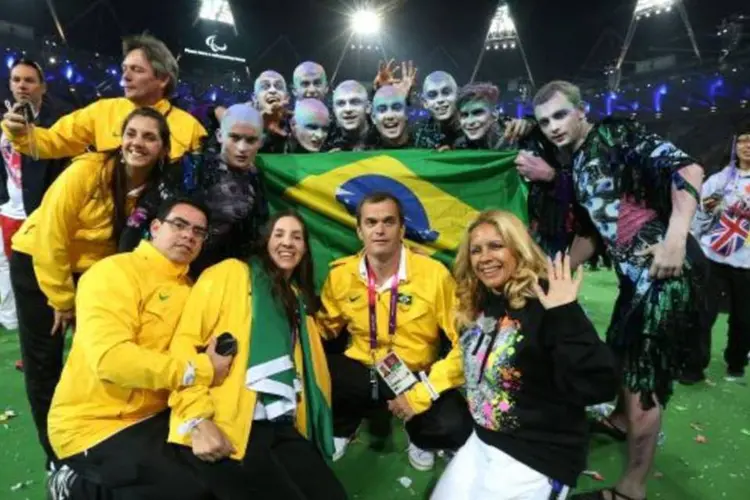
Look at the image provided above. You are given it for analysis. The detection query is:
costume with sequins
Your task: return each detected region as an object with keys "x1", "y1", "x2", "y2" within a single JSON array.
[{"x1": 572, "y1": 117, "x2": 707, "y2": 408}]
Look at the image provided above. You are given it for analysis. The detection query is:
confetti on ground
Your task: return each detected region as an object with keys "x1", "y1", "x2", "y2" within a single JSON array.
[
  {"x1": 0, "y1": 409, "x2": 17, "y2": 422},
  {"x1": 9, "y1": 480, "x2": 33, "y2": 491},
  {"x1": 397, "y1": 477, "x2": 412, "y2": 488},
  {"x1": 674, "y1": 405, "x2": 688, "y2": 411},
  {"x1": 690, "y1": 423, "x2": 704, "y2": 432},
  {"x1": 705, "y1": 379, "x2": 717, "y2": 387},
  {"x1": 582, "y1": 470, "x2": 605, "y2": 481},
  {"x1": 695, "y1": 435, "x2": 708, "y2": 444},
  {"x1": 740, "y1": 429, "x2": 750, "y2": 437},
  {"x1": 654, "y1": 472, "x2": 664, "y2": 479}
]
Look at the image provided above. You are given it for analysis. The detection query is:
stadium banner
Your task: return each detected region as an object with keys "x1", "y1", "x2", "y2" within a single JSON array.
[{"x1": 259, "y1": 149, "x2": 526, "y2": 289}]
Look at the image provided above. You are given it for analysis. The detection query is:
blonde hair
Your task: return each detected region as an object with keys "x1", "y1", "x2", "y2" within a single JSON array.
[
  {"x1": 453, "y1": 210, "x2": 548, "y2": 329},
  {"x1": 532, "y1": 80, "x2": 583, "y2": 109}
]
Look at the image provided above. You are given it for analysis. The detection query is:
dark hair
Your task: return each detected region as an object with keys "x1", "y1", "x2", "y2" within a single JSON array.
[
  {"x1": 122, "y1": 33, "x2": 179, "y2": 97},
  {"x1": 355, "y1": 192, "x2": 405, "y2": 226},
  {"x1": 258, "y1": 211, "x2": 319, "y2": 322},
  {"x1": 154, "y1": 195, "x2": 211, "y2": 227},
  {"x1": 456, "y1": 82, "x2": 500, "y2": 110},
  {"x1": 106, "y1": 107, "x2": 171, "y2": 241},
  {"x1": 10, "y1": 58, "x2": 45, "y2": 83},
  {"x1": 736, "y1": 118, "x2": 750, "y2": 138}
]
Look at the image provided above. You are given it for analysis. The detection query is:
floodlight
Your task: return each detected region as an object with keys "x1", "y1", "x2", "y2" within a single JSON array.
[
  {"x1": 199, "y1": 0, "x2": 235, "y2": 26},
  {"x1": 485, "y1": 3, "x2": 517, "y2": 50},
  {"x1": 351, "y1": 9, "x2": 381, "y2": 36},
  {"x1": 635, "y1": 0, "x2": 676, "y2": 19}
]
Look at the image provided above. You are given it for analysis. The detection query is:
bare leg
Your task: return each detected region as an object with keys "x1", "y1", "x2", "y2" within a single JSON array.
[{"x1": 605, "y1": 389, "x2": 660, "y2": 500}]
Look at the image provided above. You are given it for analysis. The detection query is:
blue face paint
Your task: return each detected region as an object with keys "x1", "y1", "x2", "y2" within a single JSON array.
[
  {"x1": 372, "y1": 86, "x2": 408, "y2": 141},
  {"x1": 293, "y1": 99, "x2": 330, "y2": 152},
  {"x1": 220, "y1": 104, "x2": 263, "y2": 141}
]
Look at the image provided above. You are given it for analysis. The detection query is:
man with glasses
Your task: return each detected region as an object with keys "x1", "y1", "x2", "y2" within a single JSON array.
[{"x1": 46, "y1": 198, "x2": 232, "y2": 500}]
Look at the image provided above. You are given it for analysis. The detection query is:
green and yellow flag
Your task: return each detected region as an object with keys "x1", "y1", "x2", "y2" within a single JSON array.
[{"x1": 259, "y1": 149, "x2": 525, "y2": 289}]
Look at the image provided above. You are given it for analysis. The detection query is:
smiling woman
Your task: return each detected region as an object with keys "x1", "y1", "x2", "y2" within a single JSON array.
[
  {"x1": 432, "y1": 209, "x2": 618, "y2": 499},
  {"x1": 8, "y1": 107, "x2": 172, "y2": 467}
]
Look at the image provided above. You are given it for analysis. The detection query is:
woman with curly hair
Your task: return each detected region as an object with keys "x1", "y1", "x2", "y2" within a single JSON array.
[{"x1": 431, "y1": 210, "x2": 617, "y2": 500}]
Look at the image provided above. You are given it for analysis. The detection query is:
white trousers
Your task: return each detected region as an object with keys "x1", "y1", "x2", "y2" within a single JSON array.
[
  {"x1": 432, "y1": 432, "x2": 571, "y2": 500},
  {"x1": 0, "y1": 225, "x2": 18, "y2": 329}
]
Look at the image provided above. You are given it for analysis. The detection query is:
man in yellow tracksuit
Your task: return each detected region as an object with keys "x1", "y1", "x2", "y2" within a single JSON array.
[
  {"x1": 1, "y1": 34, "x2": 205, "y2": 161},
  {"x1": 318, "y1": 192, "x2": 472, "y2": 471},
  {"x1": 46, "y1": 198, "x2": 229, "y2": 500}
]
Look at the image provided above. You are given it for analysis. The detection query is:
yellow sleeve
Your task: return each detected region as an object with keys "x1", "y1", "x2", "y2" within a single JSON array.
[
  {"x1": 316, "y1": 272, "x2": 346, "y2": 340},
  {"x1": 3, "y1": 101, "x2": 98, "y2": 159},
  {"x1": 76, "y1": 258, "x2": 214, "y2": 391},
  {"x1": 405, "y1": 268, "x2": 465, "y2": 414},
  {"x1": 168, "y1": 263, "x2": 227, "y2": 422},
  {"x1": 31, "y1": 158, "x2": 98, "y2": 311},
  {"x1": 191, "y1": 120, "x2": 207, "y2": 151}
]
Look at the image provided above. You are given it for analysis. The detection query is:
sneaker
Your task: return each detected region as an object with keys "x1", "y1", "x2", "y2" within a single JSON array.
[
  {"x1": 407, "y1": 443, "x2": 435, "y2": 471},
  {"x1": 47, "y1": 464, "x2": 76, "y2": 500},
  {"x1": 332, "y1": 437, "x2": 350, "y2": 462}
]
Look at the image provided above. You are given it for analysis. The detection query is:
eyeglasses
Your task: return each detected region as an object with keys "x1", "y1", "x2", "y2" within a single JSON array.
[{"x1": 162, "y1": 218, "x2": 209, "y2": 240}]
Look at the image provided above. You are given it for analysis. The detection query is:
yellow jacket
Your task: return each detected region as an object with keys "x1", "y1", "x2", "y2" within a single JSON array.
[
  {"x1": 318, "y1": 247, "x2": 464, "y2": 415},
  {"x1": 13, "y1": 153, "x2": 139, "y2": 311},
  {"x1": 168, "y1": 259, "x2": 332, "y2": 460},
  {"x1": 1, "y1": 97, "x2": 206, "y2": 161},
  {"x1": 48, "y1": 242, "x2": 215, "y2": 459}
]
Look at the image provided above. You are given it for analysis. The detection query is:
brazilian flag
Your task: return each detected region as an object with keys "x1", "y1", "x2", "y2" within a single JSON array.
[{"x1": 259, "y1": 149, "x2": 525, "y2": 289}]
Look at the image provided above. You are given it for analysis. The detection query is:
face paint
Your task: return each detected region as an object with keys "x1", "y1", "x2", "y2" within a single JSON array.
[
  {"x1": 293, "y1": 99, "x2": 330, "y2": 152},
  {"x1": 422, "y1": 71, "x2": 458, "y2": 122},
  {"x1": 253, "y1": 70, "x2": 288, "y2": 114},
  {"x1": 333, "y1": 80, "x2": 369, "y2": 132},
  {"x1": 293, "y1": 62, "x2": 328, "y2": 100},
  {"x1": 372, "y1": 86, "x2": 407, "y2": 142},
  {"x1": 534, "y1": 92, "x2": 586, "y2": 148},
  {"x1": 219, "y1": 104, "x2": 264, "y2": 169},
  {"x1": 459, "y1": 100, "x2": 495, "y2": 141}
]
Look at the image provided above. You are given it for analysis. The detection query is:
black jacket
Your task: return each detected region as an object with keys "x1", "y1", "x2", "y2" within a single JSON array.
[
  {"x1": 0, "y1": 96, "x2": 73, "y2": 214},
  {"x1": 463, "y1": 289, "x2": 618, "y2": 486}
]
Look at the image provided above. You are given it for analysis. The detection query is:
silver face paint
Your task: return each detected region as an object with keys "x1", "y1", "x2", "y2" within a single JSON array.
[
  {"x1": 459, "y1": 100, "x2": 495, "y2": 141},
  {"x1": 422, "y1": 72, "x2": 458, "y2": 122},
  {"x1": 293, "y1": 62, "x2": 329, "y2": 100},
  {"x1": 333, "y1": 81, "x2": 369, "y2": 132},
  {"x1": 254, "y1": 71, "x2": 288, "y2": 114},
  {"x1": 372, "y1": 88, "x2": 407, "y2": 141}
]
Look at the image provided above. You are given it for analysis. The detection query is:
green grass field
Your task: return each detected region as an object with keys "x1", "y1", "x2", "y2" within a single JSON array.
[{"x1": 1, "y1": 270, "x2": 748, "y2": 499}]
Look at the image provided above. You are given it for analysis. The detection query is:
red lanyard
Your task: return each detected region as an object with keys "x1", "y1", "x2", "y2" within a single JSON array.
[{"x1": 365, "y1": 258, "x2": 399, "y2": 352}]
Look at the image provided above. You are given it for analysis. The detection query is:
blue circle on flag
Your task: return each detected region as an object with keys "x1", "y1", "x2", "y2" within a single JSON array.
[{"x1": 336, "y1": 175, "x2": 440, "y2": 243}]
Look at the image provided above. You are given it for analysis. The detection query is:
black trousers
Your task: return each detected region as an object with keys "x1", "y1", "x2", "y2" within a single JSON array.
[
  {"x1": 691, "y1": 261, "x2": 750, "y2": 373},
  {"x1": 9, "y1": 251, "x2": 68, "y2": 466},
  {"x1": 328, "y1": 353, "x2": 473, "y2": 451},
  {"x1": 62, "y1": 412, "x2": 212, "y2": 500},
  {"x1": 180, "y1": 420, "x2": 348, "y2": 500}
]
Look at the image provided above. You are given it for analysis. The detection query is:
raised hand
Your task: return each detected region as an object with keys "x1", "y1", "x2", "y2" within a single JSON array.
[
  {"x1": 373, "y1": 59, "x2": 398, "y2": 90},
  {"x1": 532, "y1": 253, "x2": 583, "y2": 309},
  {"x1": 503, "y1": 118, "x2": 533, "y2": 142},
  {"x1": 394, "y1": 61, "x2": 417, "y2": 95}
]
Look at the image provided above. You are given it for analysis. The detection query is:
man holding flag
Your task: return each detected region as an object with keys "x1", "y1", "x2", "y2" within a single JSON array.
[{"x1": 318, "y1": 192, "x2": 472, "y2": 471}]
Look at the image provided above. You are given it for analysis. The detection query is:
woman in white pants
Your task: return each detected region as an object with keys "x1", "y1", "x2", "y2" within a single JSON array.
[{"x1": 432, "y1": 210, "x2": 618, "y2": 500}]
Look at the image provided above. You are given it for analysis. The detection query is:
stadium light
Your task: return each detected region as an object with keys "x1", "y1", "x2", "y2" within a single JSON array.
[
  {"x1": 199, "y1": 0, "x2": 235, "y2": 26},
  {"x1": 485, "y1": 3, "x2": 517, "y2": 50},
  {"x1": 635, "y1": 0, "x2": 676, "y2": 20},
  {"x1": 351, "y1": 9, "x2": 381, "y2": 36}
]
